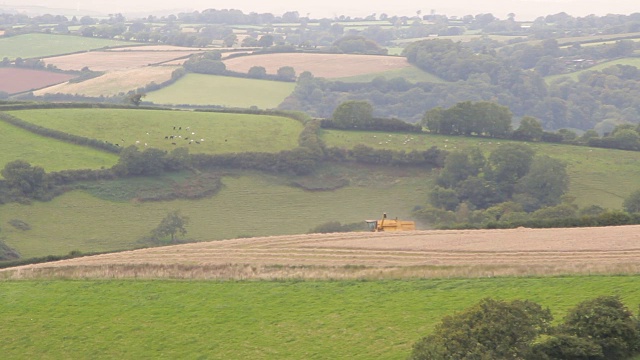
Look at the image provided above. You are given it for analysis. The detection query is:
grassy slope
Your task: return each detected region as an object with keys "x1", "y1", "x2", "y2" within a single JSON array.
[
  {"x1": 321, "y1": 129, "x2": 640, "y2": 209},
  {"x1": 7, "y1": 108, "x2": 302, "y2": 155},
  {"x1": 334, "y1": 65, "x2": 445, "y2": 83},
  {"x1": 546, "y1": 57, "x2": 640, "y2": 83},
  {"x1": 2, "y1": 168, "x2": 430, "y2": 258},
  {"x1": 0, "y1": 120, "x2": 117, "y2": 171},
  {"x1": 145, "y1": 73, "x2": 296, "y2": 108},
  {"x1": 0, "y1": 33, "x2": 135, "y2": 59},
  {"x1": 1, "y1": 276, "x2": 639, "y2": 359}
]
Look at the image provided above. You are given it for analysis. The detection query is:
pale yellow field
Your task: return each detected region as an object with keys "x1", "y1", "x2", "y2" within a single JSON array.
[
  {"x1": 222, "y1": 53, "x2": 412, "y2": 78},
  {"x1": 5, "y1": 225, "x2": 640, "y2": 280},
  {"x1": 104, "y1": 45, "x2": 209, "y2": 52},
  {"x1": 44, "y1": 50, "x2": 203, "y2": 71},
  {"x1": 34, "y1": 66, "x2": 180, "y2": 96}
]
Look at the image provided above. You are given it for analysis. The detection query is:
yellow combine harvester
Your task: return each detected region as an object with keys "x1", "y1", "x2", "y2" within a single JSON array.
[{"x1": 365, "y1": 213, "x2": 416, "y2": 232}]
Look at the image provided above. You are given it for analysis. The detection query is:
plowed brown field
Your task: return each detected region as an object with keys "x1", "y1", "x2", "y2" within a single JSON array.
[
  {"x1": 4, "y1": 225, "x2": 640, "y2": 280},
  {"x1": 0, "y1": 68, "x2": 75, "y2": 94},
  {"x1": 222, "y1": 53, "x2": 412, "y2": 78}
]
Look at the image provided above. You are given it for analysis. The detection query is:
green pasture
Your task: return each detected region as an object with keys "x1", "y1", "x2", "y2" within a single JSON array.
[
  {"x1": 7, "y1": 108, "x2": 302, "y2": 155},
  {"x1": 321, "y1": 129, "x2": 640, "y2": 209},
  {"x1": 335, "y1": 65, "x2": 445, "y2": 83},
  {"x1": 1, "y1": 167, "x2": 430, "y2": 258},
  {"x1": 0, "y1": 33, "x2": 135, "y2": 60},
  {"x1": 546, "y1": 57, "x2": 640, "y2": 83},
  {"x1": 145, "y1": 74, "x2": 296, "y2": 108},
  {"x1": 1, "y1": 277, "x2": 639, "y2": 359},
  {"x1": 386, "y1": 47, "x2": 405, "y2": 56},
  {"x1": 0, "y1": 119, "x2": 117, "y2": 172}
]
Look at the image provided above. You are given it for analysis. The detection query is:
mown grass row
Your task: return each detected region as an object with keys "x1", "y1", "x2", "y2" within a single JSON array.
[{"x1": 1, "y1": 276, "x2": 639, "y2": 359}]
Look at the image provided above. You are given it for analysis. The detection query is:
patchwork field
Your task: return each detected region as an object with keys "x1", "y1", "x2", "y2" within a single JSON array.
[
  {"x1": 7, "y1": 108, "x2": 303, "y2": 154},
  {"x1": 2, "y1": 277, "x2": 639, "y2": 359},
  {"x1": 43, "y1": 50, "x2": 201, "y2": 71},
  {"x1": 145, "y1": 73, "x2": 296, "y2": 108},
  {"x1": 321, "y1": 129, "x2": 640, "y2": 209},
  {"x1": 0, "y1": 68, "x2": 75, "y2": 94},
  {"x1": 0, "y1": 120, "x2": 117, "y2": 171},
  {"x1": 0, "y1": 33, "x2": 135, "y2": 60},
  {"x1": 33, "y1": 66, "x2": 180, "y2": 96},
  {"x1": 4, "y1": 225, "x2": 640, "y2": 280},
  {"x1": 222, "y1": 53, "x2": 412, "y2": 78}
]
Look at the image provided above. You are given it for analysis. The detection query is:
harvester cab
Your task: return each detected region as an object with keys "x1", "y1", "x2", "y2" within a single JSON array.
[{"x1": 365, "y1": 213, "x2": 416, "y2": 232}]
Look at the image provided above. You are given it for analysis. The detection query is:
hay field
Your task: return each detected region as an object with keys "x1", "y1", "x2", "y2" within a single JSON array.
[
  {"x1": 34, "y1": 66, "x2": 180, "y2": 96},
  {"x1": 5, "y1": 225, "x2": 640, "y2": 280},
  {"x1": 222, "y1": 53, "x2": 412, "y2": 78},
  {"x1": 43, "y1": 50, "x2": 202, "y2": 71}
]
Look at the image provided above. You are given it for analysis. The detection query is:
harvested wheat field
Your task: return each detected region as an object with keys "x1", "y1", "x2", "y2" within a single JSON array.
[
  {"x1": 4, "y1": 225, "x2": 640, "y2": 280},
  {"x1": 103, "y1": 45, "x2": 209, "y2": 52},
  {"x1": 222, "y1": 53, "x2": 412, "y2": 78},
  {"x1": 44, "y1": 50, "x2": 203, "y2": 71},
  {"x1": 34, "y1": 66, "x2": 180, "y2": 96}
]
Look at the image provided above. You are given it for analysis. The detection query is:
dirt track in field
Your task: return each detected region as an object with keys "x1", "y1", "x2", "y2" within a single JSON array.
[
  {"x1": 4, "y1": 226, "x2": 640, "y2": 280},
  {"x1": 222, "y1": 53, "x2": 412, "y2": 78}
]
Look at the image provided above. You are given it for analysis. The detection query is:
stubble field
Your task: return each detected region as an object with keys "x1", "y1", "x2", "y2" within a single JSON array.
[
  {"x1": 43, "y1": 50, "x2": 201, "y2": 71},
  {"x1": 4, "y1": 225, "x2": 640, "y2": 280},
  {"x1": 34, "y1": 66, "x2": 180, "y2": 96},
  {"x1": 222, "y1": 53, "x2": 412, "y2": 78}
]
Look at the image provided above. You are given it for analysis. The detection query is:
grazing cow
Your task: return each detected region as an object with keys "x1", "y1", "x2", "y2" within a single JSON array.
[
  {"x1": 185, "y1": 137, "x2": 189, "y2": 140},
  {"x1": 195, "y1": 141, "x2": 200, "y2": 144},
  {"x1": 165, "y1": 136, "x2": 168, "y2": 139},
  {"x1": 171, "y1": 142, "x2": 177, "y2": 145}
]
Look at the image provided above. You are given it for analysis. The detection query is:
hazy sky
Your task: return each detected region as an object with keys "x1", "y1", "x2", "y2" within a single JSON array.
[{"x1": 2, "y1": 0, "x2": 639, "y2": 20}]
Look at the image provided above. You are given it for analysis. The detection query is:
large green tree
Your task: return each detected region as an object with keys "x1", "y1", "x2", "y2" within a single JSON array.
[
  {"x1": 410, "y1": 298, "x2": 552, "y2": 360},
  {"x1": 623, "y1": 189, "x2": 640, "y2": 213},
  {"x1": 1, "y1": 160, "x2": 48, "y2": 197},
  {"x1": 516, "y1": 155, "x2": 569, "y2": 210},
  {"x1": 332, "y1": 100, "x2": 374, "y2": 129},
  {"x1": 151, "y1": 210, "x2": 189, "y2": 243},
  {"x1": 489, "y1": 143, "x2": 535, "y2": 195},
  {"x1": 556, "y1": 296, "x2": 640, "y2": 360}
]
